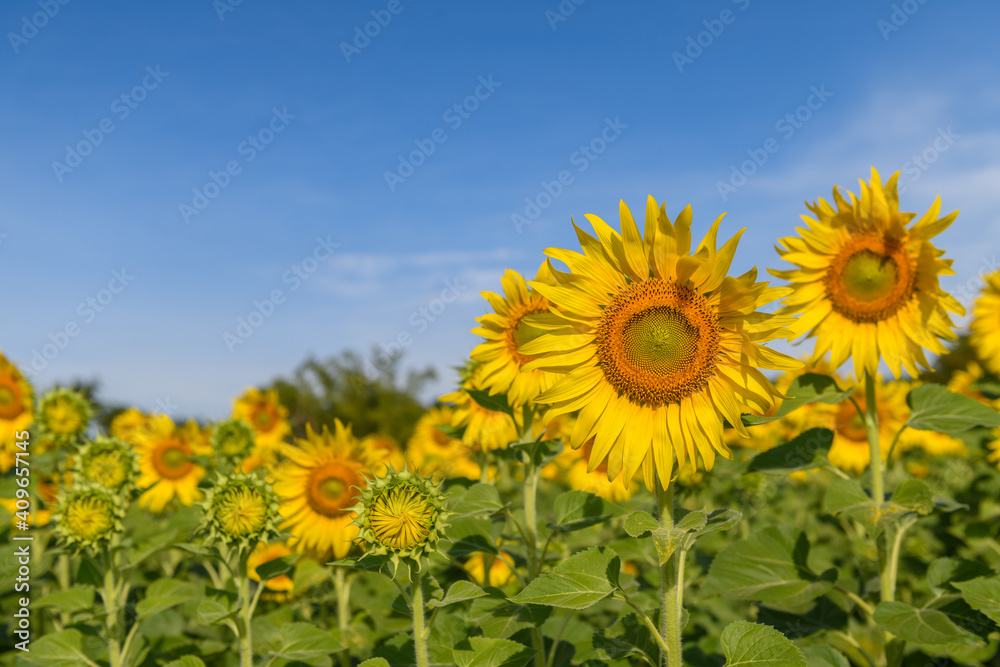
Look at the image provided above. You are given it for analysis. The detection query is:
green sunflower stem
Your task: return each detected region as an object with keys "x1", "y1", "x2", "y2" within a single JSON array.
[
  {"x1": 333, "y1": 568, "x2": 352, "y2": 667},
  {"x1": 655, "y1": 479, "x2": 683, "y2": 667},
  {"x1": 409, "y1": 563, "x2": 430, "y2": 667},
  {"x1": 100, "y1": 545, "x2": 122, "y2": 667},
  {"x1": 864, "y1": 372, "x2": 893, "y2": 604},
  {"x1": 237, "y1": 548, "x2": 254, "y2": 667}
]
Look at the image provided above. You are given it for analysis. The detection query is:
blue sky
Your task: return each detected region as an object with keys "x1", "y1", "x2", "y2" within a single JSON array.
[{"x1": 2, "y1": 0, "x2": 999, "y2": 419}]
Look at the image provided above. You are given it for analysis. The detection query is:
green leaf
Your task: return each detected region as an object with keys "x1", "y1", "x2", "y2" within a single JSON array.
[
  {"x1": 471, "y1": 588, "x2": 552, "y2": 639},
  {"x1": 927, "y1": 558, "x2": 993, "y2": 592},
  {"x1": 746, "y1": 429, "x2": 833, "y2": 473},
  {"x1": 360, "y1": 659, "x2": 391, "y2": 667},
  {"x1": 905, "y1": 383, "x2": 1000, "y2": 434},
  {"x1": 801, "y1": 646, "x2": 850, "y2": 667},
  {"x1": 467, "y1": 389, "x2": 515, "y2": 417},
  {"x1": 75, "y1": 557, "x2": 103, "y2": 588},
  {"x1": 703, "y1": 525, "x2": 836, "y2": 609},
  {"x1": 135, "y1": 579, "x2": 200, "y2": 620},
  {"x1": 928, "y1": 595, "x2": 999, "y2": 640},
  {"x1": 720, "y1": 620, "x2": 806, "y2": 666},
  {"x1": 873, "y1": 601, "x2": 981, "y2": 647},
  {"x1": 954, "y1": 575, "x2": 1000, "y2": 624},
  {"x1": 692, "y1": 509, "x2": 743, "y2": 539},
  {"x1": 163, "y1": 658, "x2": 208, "y2": 667},
  {"x1": 33, "y1": 585, "x2": 96, "y2": 613},
  {"x1": 436, "y1": 423, "x2": 466, "y2": 440},
  {"x1": 171, "y1": 543, "x2": 222, "y2": 559},
  {"x1": 331, "y1": 553, "x2": 391, "y2": 571},
  {"x1": 452, "y1": 483, "x2": 506, "y2": 517},
  {"x1": 255, "y1": 553, "x2": 299, "y2": 581},
  {"x1": 823, "y1": 477, "x2": 870, "y2": 512},
  {"x1": 510, "y1": 438, "x2": 562, "y2": 466},
  {"x1": 548, "y1": 490, "x2": 624, "y2": 532},
  {"x1": 448, "y1": 517, "x2": 501, "y2": 557},
  {"x1": 824, "y1": 478, "x2": 921, "y2": 536},
  {"x1": 454, "y1": 637, "x2": 537, "y2": 667},
  {"x1": 757, "y1": 597, "x2": 848, "y2": 638},
  {"x1": 891, "y1": 479, "x2": 934, "y2": 515},
  {"x1": 651, "y1": 526, "x2": 689, "y2": 565},
  {"x1": 195, "y1": 588, "x2": 238, "y2": 625},
  {"x1": 509, "y1": 546, "x2": 620, "y2": 610},
  {"x1": 269, "y1": 622, "x2": 343, "y2": 659},
  {"x1": 624, "y1": 510, "x2": 660, "y2": 538},
  {"x1": 593, "y1": 614, "x2": 659, "y2": 665},
  {"x1": 15, "y1": 629, "x2": 95, "y2": 666},
  {"x1": 429, "y1": 580, "x2": 488, "y2": 608}
]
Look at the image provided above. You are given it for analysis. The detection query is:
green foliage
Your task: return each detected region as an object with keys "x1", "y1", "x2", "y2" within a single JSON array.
[{"x1": 720, "y1": 621, "x2": 806, "y2": 666}]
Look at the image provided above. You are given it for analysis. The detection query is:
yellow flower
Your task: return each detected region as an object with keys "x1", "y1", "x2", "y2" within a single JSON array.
[
  {"x1": 523, "y1": 197, "x2": 798, "y2": 489},
  {"x1": 361, "y1": 433, "x2": 406, "y2": 473},
  {"x1": 135, "y1": 417, "x2": 211, "y2": 513},
  {"x1": 76, "y1": 437, "x2": 139, "y2": 492},
  {"x1": 248, "y1": 542, "x2": 297, "y2": 601},
  {"x1": 563, "y1": 442, "x2": 638, "y2": 503},
  {"x1": 771, "y1": 167, "x2": 963, "y2": 379},
  {"x1": 204, "y1": 472, "x2": 279, "y2": 547},
  {"x1": 470, "y1": 263, "x2": 561, "y2": 407},
  {"x1": 233, "y1": 387, "x2": 291, "y2": 447},
  {"x1": 110, "y1": 408, "x2": 174, "y2": 445},
  {"x1": 369, "y1": 484, "x2": 435, "y2": 550},
  {"x1": 823, "y1": 382, "x2": 906, "y2": 474},
  {"x1": 440, "y1": 365, "x2": 520, "y2": 452},
  {"x1": 0, "y1": 473, "x2": 62, "y2": 527},
  {"x1": 971, "y1": 271, "x2": 1000, "y2": 376},
  {"x1": 406, "y1": 406, "x2": 484, "y2": 481},
  {"x1": 273, "y1": 421, "x2": 374, "y2": 559},
  {"x1": 55, "y1": 485, "x2": 123, "y2": 549},
  {"x1": 464, "y1": 551, "x2": 516, "y2": 587},
  {"x1": 212, "y1": 419, "x2": 256, "y2": 463},
  {"x1": 0, "y1": 351, "x2": 33, "y2": 472},
  {"x1": 36, "y1": 388, "x2": 92, "y2": 443}
]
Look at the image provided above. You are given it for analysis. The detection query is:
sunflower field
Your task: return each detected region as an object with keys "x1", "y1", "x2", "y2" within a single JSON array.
[{"x1": 5, "y1": 169, "x2": 1000, "y2": 667}]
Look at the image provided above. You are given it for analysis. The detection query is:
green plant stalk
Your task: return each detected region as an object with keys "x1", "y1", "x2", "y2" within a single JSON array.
[
  {"x1": 100, "y1": 545, "x2": 122, "y2": 667},
  {"x1": 237, "y1": 549, "x2": 254, "y2": 667},
  {"x1": 863, "y1": 372, "x2": 893, "y2": 604},
  {"x1": 333, "y1": 568, "x2": 352, "y2": 667},
  {"x1": 655, "y1": 480, "x2": 682, "y2": 667},
  {"x1": 56, "y1": 553, "x2": 72, "y2": 628},
  {"x1": 410, "y1": 564, "x2": 430, "y2": 667}
]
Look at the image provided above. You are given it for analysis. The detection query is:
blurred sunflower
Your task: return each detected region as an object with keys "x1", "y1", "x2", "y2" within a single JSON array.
[
  {"x1": 110, "y1": 408, "x2": 174, "y2": 446},
  {"x1": 273, "y1": 421, "x2": 374, "y2": 559},
  {"x1": 825, "y1": 382, "x2": 906, "y2": 474},
  {"x1": 36, "y1": 388, "x2": 92, "y2": 444},
  {"x1": 440, "y1": 364, "x2": 520, "y2": 452},
  {"x1": 771, "y1": 167, "x2": 963, "y2": 379},
  {"x1": 54, "y1": 483, "x2": 124, "y2": 549},
  {"x1": 470, "y1": 263, "x2": 560, "y2": 407},
  {"x1": 405, "y1": 406, "x2": 484, "y2": 481},
  {"x1": 0, "y1": 472, "x2": 62, "y2": 527},
  {"x1": 522, "y1": 197, "x2": 798, "y2": 489},
  {"x1": 234, "y1": 388, "x2": 291, "y2": 475},
  {"x1": 987, "y1": 430, "x2": 1000, "y2": 469},
  {"x1": 248, "y1": 542, "x2": 297, "y2": 601},
  {"x1": 361, "y1": 432, "x2": 406, "y2": 473},
  {"x1": 561, "y1": 441, "x2": 637, "y2": 503},
  {"x1": 135, "y1": 417, "x2": 211, "y2": 513},
  {"x1": 75, "y1": 436, "x2": 140, "y2": 492},
  {"x1": 0, "y1": 351, "x2": 33, "y2": 471},
  {"x1": 464, "y1": 546, "x2": 516, "y2": 587},
  {"x1": 970, "y1": 271, "x2": 1000, "y2": 376}
]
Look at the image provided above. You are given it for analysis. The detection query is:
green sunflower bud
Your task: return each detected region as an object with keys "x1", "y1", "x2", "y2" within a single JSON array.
[
  {"x1": 201, "y1": 470, "x2": 281, "y2": 549},
  {"x1": 36, "y1": 387, "x2": 93, "y2": 444},
  {"x1": 53, "y1": 482, "x2": 125, "y2": 551},
  {"x1": 212, "y1": 418, "x2": 256, "y2": 464},
  {"x1": 75, "y1": 436, "x2": 140, "y2": 493}
]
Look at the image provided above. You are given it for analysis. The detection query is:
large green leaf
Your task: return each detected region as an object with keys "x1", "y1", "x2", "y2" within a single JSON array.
[
  {"x1": 33, "y1": 585, "x2": 96, "y2": 613},
  {"x1": 824, "y1": 478, "x2": 928, "y2": 536},
  {"x1": 703, "y1": 525, "x2": 836, "y2": 609},
  {"x1": 873, "y1": 601, "x2": 982, "y2": 648},
  {"x1": 254, "y1": 553, "x2": 298, "y2": 581},
  {"x1": 451, "y1": 483, "x2": 506, "y2": 517},
  {"x1": 268, "y1": 622, "x2": 343, "y2": 659},
  {"x1": 720, "y1": 621, "x2": 806, "y2": 666},
  {"x1": 745, "y1": 374, "x2": 852, "y2": 426},
  {"x1": 593, "y1": 614, "x2": 658, "y2": 666},
  {"x1": 927, "y1": 558, "x2": 993, "y2": 592},
  {"x1": 746, "y1": 429, "x2": 833, "y2": 473},
  {"x1": 453, "y1": 637, "x2": 537, "y2": 667},
  {"x1": 429, "y1": 580, "x2": 489, "y2": 608},
  {"x1": 548, "y1": 490, "x2": 624, "y2": 532},
  {"x1": 15, "y1": 629, "x2": 95, "y2": 666},
  {"x1": 801, "y1": 646, "x2": 850, "y2": 667},
  {"x1": 954, "y1": 575, "x2": 1000, "y2": 625},
  {"x1": 471, "y1": 588, "x2": 552, "y2": 639},
  {"x1": 623, "y1": 510, "x2": 659, "y2": 538},
  {"x1": 509, "y1": 546, "x2": 620, "y2": 610},
  {"x1": 905, "y1": 384, "x2": 1000, "y2": 434},
  {"x1": 359, "y1": 659, "x2": 391, "y2": 667},
  {"x1": 448, "y1": 517, "x2": 501, "y2": 557},
  {"x1": 135, "y1": 579, "x2": 200, "y2": 620}
]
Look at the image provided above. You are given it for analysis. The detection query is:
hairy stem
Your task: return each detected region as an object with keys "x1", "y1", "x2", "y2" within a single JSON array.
[
  {"x1": 655, "y1": 480, "x2": 682, "y2": 667},
  {"x1": 410, "y1": 565, "x2": 430, "y2": 667}
]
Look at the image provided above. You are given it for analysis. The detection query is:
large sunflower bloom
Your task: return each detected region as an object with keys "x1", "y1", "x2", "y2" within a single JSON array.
[
  {"x1": 272, "y1": 421, "x2": 375, "y2": 559},
  {"x1": 771, "y1": 167, "x2": 963, "y2": 379},
  {"x1": 470, "y1": 263, "x2": 561, "y2": 407},
  {"x1": 522, "y1": 197, "x2": 798, "y2": 489},
  {"x1": 970, "y1": 271, "x2": 1000, "y2": 376},
  {"x1": 135, "y1": 417, "x2": 211, "y2": 513},
  {"x1": 234, "y1": 388, "x2": 292, "y2": 474}
]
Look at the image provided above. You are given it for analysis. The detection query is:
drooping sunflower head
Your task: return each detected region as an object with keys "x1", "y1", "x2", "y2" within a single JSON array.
[
  {"x1": 971, "y1": 271, "x2": 1000, "y2": 376},
  {"x1": 212, "y1": 418, "x2": 257, "y2": 465},
  {"x1": 470, "y1": 262, "x2": 561, "y2": 407},
  {"x1": 54, "y1": 483, "x2": 124, "y2": 550},
  {"x1": 0, "y1": 350, "x2": 34, "y2": 436},
  {"x1": 75, "y1": 436, "x2": 140, "y2": 493},
  {"x1": 202, "y1": 471, "x2": 280, "y2": 548},
  {"x1": 439, "y1": 363, "x2": 520, "y2": 452},
  {"x1": 273, "y1": 421, "x2": 376, "y2": 559},
  {"x1": 36, "y1": 388, "x2": 92, "y2": 443},
  {"x1": 352, "y1": 465, "x2": 449, "y2": 570},
  {"x1": 521, "y1": 197, "x2": 799, "y2": 490},
  {"x1": 771, "y1": 167, "x2": 964, "y2": 379},
  {"x1": 233, "y1": 387, "x2": 291, "y2": 447}
]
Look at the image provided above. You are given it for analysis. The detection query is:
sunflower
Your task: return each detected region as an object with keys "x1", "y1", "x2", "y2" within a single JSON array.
[
  {"x1": 36, "y1": 388, "x2": 92, "y2": 444},
  {"x1": 406, "y1": 406, "x2": 484, "y2": 481},
  {"x1": 203, "y1": 471, "x2": 280, "y2": 547},
  {"x1": 971, "y1": 271, "x2": 1000, "y2": 376},
  {"x1": 561, "y1": 441, "x2": 637, "y2": 503},
  {"x1": 771, "y1": 167, "x2": 963, "y2": 379},
  {"x1": 988, "y1": 430, "x2": 1000, "y2": 470},
  {"x1": 0, "y1": 351, "x2": 33, "y2": 471},
  {"x1": 521, "y1": 197, "x2": 798, "y2": 489},
  {"x1": 248, "y1": 542, "x2": 297, "y2": 601},
  {"x1": 54, "y1": 483, "x2": 124, "y2": 549},
  {"x1": 212, "y1": 419, "x2": 256, "y2": 464},
  {"x1": 135, "y1": 417, "x2": 211, "y2": 513},
  {"x1": 824, "y1": 382, "x2": 906, "y2": 474},
  {"x1": 464, "y1": 547, "x2": 516, "y2": 587},
  {"x1": 470, "y1": 263, "x2": 561, "y2": 407},
  {"x1": 110, "y1": 408, "x2": 175, "y2": 446},
  {"x1": 233, "y1": 387, "x2": 291, "y2": 447},
  {"x1": 75, "y1": 437, "x2": 140, "y2": 492},
  {"x1": 361, "y1": 433, "x2": 406, "y2": 473},
  {"x1": 440, "y1": 365, "x2": 520, "y2": 452},
  {"x1": 0, "y1": 472, "x2": 62, "y2": 527},
  {"x1": 272, "y1": 421, "x2": 374, "y2": 559}
]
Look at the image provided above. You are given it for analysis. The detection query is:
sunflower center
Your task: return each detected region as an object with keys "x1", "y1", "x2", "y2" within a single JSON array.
[
  {"x1": 0, "y1": 380, "x2": 25, "y2": 420},
  {"x1": 252, "y1": 405, "x2": 278, "y2": 432},
  {"x1": 369, "y1": 484, "x2": 434, "y2": 550},
  {"x1": 152, "y1": 440, "x2": 194, "y2": 480},
  {"x1": 65, "y1": 496, "x2": 113, "y2": 541},
  {"x1": 306, "y1": 462, "x2": 361, "y2": 517},
  {"x1": 215, "y1": 486, "x2": 268, "y2": 538},
  {"x1": 826, "y1": 235, "x2": 915, "y2": 323},
  {"x1": 85, "y1": 451, "x2": 127, "y2": 488},
  {"x1": 597, "y1": 279, "x2": 720, "y2": 406}
]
